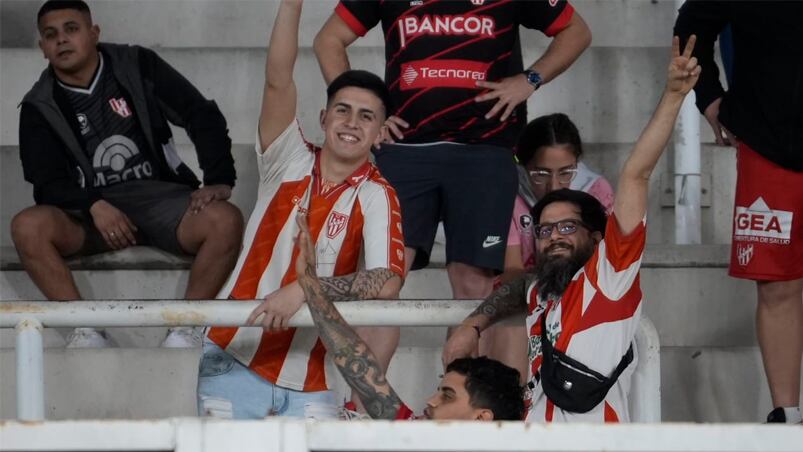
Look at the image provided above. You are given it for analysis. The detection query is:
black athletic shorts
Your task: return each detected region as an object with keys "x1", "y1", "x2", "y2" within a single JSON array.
[
  {"x1": 374, "y1": 142, "x2": 517, "y2": 272},
  {"x1": 66, "y1": 180, "x2": 193, "y2": 256}
]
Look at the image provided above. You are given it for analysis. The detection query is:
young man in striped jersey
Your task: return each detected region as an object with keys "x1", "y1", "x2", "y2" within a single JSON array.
[
  {"x1": 198, "y1": 0, "x2": 406, "y2": 419},
  {"x1": 443, "y1": 36, "x2": 701, "y2": 422}
]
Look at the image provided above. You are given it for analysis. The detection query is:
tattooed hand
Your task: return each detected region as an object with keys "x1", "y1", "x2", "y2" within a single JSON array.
[{"x1": 295, "y1": 213, "x2": 317, "y2": 280}]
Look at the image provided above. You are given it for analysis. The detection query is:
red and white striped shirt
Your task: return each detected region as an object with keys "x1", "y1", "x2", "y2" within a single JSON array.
[
  {"x1": 208, "y1": 121, "x2": 406, "y2": 392},
  {"x1": 525, "y1": 214, "x2": 645, "y2": 423}
]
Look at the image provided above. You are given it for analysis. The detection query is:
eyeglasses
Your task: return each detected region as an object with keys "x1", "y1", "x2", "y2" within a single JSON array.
[
  {"x1": 529, "y1": 167, "x2": 578, "y2": 185},
  {"x1": 533, "y1": 219, "x2": 591, "y2": 239}
]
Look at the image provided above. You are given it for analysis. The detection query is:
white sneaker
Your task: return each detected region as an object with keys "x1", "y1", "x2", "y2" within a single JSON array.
[
  {"x1": 303, "y1": 402, "x2": 340, "y2": 420},
  {"x1": 339, "y1": 401, "x2": 370, "y2": 420},
  {"x1": 161, "y1": 327, "x2": 201, "y2": 348},
  {"x1": 65, "y1": 328, "x2": 112, "y2": 348}
]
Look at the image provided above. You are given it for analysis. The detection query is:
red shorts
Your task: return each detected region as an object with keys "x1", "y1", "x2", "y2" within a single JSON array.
[{"x1": 729, "y1": 143, "x2": 803, "y2": 281}]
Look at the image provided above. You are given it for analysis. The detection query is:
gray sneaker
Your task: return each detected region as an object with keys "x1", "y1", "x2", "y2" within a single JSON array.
[
  {"x1": 161, "y1": 327, "x2": 201, "y2": 348},
  {"x1": 65, "y1": 328, "x2": 112, "y2": 348}
]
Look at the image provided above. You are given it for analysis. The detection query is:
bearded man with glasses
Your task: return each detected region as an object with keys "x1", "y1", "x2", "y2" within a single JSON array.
[{"x1": 444, "y1": 36, "x2": 701, "y2": 422}]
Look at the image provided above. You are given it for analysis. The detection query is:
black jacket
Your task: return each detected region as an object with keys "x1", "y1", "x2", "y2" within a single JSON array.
[
  {"x1": 674, "y1": 0, "x2": 803, "y2": 171},
  {"x1": 19, "y1": 43, "x2": 236, "y2": 211}
]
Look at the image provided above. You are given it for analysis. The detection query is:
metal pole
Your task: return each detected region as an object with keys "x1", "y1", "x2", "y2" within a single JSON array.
[
  {"x1": 674, "y1": 0, "x2": 702, "y2": 245},
  {"x1": 16, "y1": 318, "x2": 44, "y2": 421},
  {"x1": 0, "y1": 300, "x2": 483, "y2": 328}
]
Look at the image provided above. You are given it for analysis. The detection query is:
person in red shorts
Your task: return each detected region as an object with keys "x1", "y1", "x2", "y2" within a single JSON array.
[{"x1": 675, "y1": 1, "x2": 803, "y2": 424}]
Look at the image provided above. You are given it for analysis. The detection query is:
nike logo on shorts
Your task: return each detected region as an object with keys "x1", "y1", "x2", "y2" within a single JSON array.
[{"x1": 482, "y1": 236, "x2": 503, "y2": 248}]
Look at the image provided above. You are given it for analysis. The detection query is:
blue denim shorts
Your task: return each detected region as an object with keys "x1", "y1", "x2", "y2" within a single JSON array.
[{"x1": 197, "y1": 339, "x2": 337, "y2": 419}]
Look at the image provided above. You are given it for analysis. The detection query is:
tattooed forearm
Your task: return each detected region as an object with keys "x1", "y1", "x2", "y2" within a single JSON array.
[
  {"x1": 467, "y1": 274, "x2": 530, "y2": 324},
  {"x1": 298, "y1": 268, "x2": 403, "y2": 420},
  {"x1": 319, "y1": 268, "x2": 398, "y2": 301}
]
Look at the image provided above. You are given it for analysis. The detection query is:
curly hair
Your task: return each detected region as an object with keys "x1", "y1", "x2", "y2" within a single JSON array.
[{"x1": 446, "y1": 357, "x2": 525, "y2": 421}]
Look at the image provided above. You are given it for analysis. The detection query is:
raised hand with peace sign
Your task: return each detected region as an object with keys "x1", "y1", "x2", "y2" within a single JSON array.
[{"x1": 667, "y1": 35, "x2": 701, "y2": 96}]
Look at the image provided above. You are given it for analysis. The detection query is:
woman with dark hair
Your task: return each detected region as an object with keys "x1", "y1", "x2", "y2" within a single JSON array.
[{"x1": 517, "y1": 113, "x2": 614, "y2": 212}]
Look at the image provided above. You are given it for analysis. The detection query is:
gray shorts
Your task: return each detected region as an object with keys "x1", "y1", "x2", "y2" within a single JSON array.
[{"x1": 67, "y1": 180, "x2": 193, "y2": 256}]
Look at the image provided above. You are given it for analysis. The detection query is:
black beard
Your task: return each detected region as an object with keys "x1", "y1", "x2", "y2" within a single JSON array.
[{"x1": 534, "y1": 241, "x2": 595, "y2": 300}]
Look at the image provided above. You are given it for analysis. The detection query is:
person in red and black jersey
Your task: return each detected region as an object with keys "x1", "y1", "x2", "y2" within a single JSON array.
[
  {"x1": 294, "y1": 214, "x2": 525, "y2": 421},
  {"x1": 314, "y1": 0, "x2": 591, "y2": 386}
]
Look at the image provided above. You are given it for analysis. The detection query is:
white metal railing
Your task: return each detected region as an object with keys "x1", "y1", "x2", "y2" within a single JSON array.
[
  {"x1": 2, "y1": 418, "x2": 802, "y2": 452},
  {"x1": 1, "y1": 300, "x2": 660, "y2": 423}
]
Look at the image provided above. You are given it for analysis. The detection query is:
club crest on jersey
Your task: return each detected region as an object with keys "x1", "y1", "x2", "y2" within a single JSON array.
[
  {"x1": 76, "y1": 113, "x2": 90, "y2": 135},
  {"x1": 736, "y1": 243, "x2": 754, "y2": 267},
  {"x1": 734, "y1": 197, "x2": 792, "y2": 245},
  {"x1": 109, "y1": 98, "x2": 132, "y2": 118},
  {"x1": 326, "y1": 212, "x2": 349, "y2": 239},
  {"x1": 519, "y1": 213, "x2": 533, "y2": 230}
]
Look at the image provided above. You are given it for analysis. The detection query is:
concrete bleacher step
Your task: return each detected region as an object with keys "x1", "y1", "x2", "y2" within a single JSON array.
[
  {"x1": 1, "y1": 0, "x2": 682, "y2": 50},
  {"x1": 0, "y1": 348, "x2": 200, "y2": 419},
  {"x1": 0, "y1": 243, "x2": 753, "y2": 348},
  {"x1": 2, "y1": 341, "x2": 797, "y2": 422}
]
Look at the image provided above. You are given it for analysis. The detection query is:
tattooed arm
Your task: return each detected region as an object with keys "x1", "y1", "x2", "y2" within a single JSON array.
[
  {"x1": 294, "y1": 215, "x2": 403, "y2": 420},
  {"x1": 441, "y1": 275, "x2": 531, "y2": 366},
  {"x1": 247, "y1": 267, "x2": 401, "y2": 331},
  {"x1": 320, "y1": 268, "x2": 401, "y2": 301}
]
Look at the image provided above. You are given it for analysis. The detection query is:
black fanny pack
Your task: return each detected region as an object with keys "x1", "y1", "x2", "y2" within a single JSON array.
[{"x1": 536, "y1": 312, "x2": 634, "y2": 413}]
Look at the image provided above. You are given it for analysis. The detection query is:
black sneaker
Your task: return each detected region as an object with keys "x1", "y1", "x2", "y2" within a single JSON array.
[{"x1": 766, "y1": 407, "x2": 788, "y2": 423}]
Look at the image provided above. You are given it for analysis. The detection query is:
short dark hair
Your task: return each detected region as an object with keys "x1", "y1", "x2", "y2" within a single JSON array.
[
  {"x1": 326, "y1": 70, "x2": 391, "y2": 117},
  {"x1": 37, "y1": 0, "x2": 91, "y2": 26},
  {"x1": 445, "y1": 357, "x2": 525, "y2": 421},
  {"x1": 516, "y1": 113, "x2": 583, "y2": 166},
  {"x1": 531, "y1": 188, "x2": 608, "y2": 237}
]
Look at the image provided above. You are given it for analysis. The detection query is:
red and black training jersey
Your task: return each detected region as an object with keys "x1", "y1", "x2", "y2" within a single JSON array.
[{"x1": 335, "y1": 0, "x2": 574, "y2": 148}]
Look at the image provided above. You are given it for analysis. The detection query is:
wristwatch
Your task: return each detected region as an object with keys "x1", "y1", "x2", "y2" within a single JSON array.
[{"x1": 522, "y1": 69, "x2": 543, "y2": 91}]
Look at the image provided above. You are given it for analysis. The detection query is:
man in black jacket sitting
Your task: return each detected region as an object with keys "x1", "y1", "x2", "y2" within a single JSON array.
[{"x1": 12, "y1": 0, "x2": 244, "y2": 348}]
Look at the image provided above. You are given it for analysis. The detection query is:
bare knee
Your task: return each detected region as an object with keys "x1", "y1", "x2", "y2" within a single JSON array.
[
  {"x1": 12, "y1": 207, "x2": 61, "y2": 249},
  {"x1": 757, "y1": 279, "x2": 803, "y2": 309},
  {"x1": 199, "y1": 201, "x2": 244, "y2": 246},
  {"x1": 447, "y1": 262, "x2": 493, "y2": 298},
  {"x1": 11, "y1": 206, "x2": 83, "y2": 258}
]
